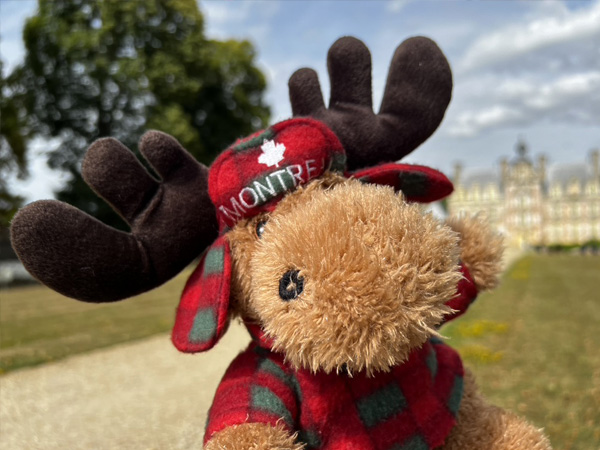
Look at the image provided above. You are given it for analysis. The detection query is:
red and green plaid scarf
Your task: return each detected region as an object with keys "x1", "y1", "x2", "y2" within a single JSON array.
[
  {"x1": 204, "y1": 333, "x2": 465, "y2": 450},
  {"x1": 201, "y1": 266, "x2": 478, "y2": 449}
]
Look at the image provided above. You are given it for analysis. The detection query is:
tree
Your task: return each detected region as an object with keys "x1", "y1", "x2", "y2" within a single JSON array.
[
  {"x1": 16, "y1": 0, "x2": 269, "y2": 227},
  {"x1": 0, "y1": 60, "x2": 29, "y2": 229}
]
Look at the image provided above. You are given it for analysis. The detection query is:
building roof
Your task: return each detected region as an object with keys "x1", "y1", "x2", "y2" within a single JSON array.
[
  {"x1": 510, "y1": 140, "x2": 533, "y2": 166},
  {"x1": 548, "y1": 163, "x2": 592, "y2": 186},
  {"x1": 455, "y1": 146, "x2": 597, "y2": 190},
  {"x1": 460, "y1": 168, "x2": 499, "y2": 189}
]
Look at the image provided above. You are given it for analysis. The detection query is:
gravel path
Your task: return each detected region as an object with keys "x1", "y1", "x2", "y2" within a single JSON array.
[
  {"x1": 0, "y1": 322, "x2": 250, "y2": 450},
  {"x1": 1, "y1": 251, "x2": 524, "y2": 450}
]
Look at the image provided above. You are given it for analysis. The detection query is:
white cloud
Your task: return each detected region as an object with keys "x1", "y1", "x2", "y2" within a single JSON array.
[
  {"x1": 8, "y1": 139, "x2": 69, "y2": 202},
  {"x1": 199, "y1": 0, "x2": 279, "y2": 42},
  {"x1": 0, "y1": 0, "x2": 37, "y2": 74},
  {"x1": 458, "y1": 0, "x2": 600, "y2": 73},
  {"x1": 447, "y1": 71, "x2": 600, "y2": 137},
  {"x1": 442, "y1": 0, "x2": 600, "y2": 139},
  {"x1": 496, "y1": 72, "x2": 600, "y2": 107},
  {"x1": 522, "y1": 72, "x2": 600, "y2": 110},
  {"x1": 200, "y1": 1, "x2": 253, "y2": 32},
  {"x1": 386, "y1": 0, "x2": 412, "y2": 13},
  {"x1": 448, "y1": 106, "x2": 524, "y2": 137}
]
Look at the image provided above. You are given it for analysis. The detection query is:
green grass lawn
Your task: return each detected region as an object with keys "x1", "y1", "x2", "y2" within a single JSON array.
[
  {"x1": 442, "y1": 254, "x2": 600, "y2": 450},
  {"x1": 1, "y1": 254, "x2": 598, "y2": 449},
  {"x1": 0, "y1": 269, "x2": 190, "y2": 373}
]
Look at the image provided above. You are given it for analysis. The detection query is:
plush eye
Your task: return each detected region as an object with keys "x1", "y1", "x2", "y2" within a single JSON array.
[{"x1": 256, "y1": 219, "x2": 268, "y2": 239}]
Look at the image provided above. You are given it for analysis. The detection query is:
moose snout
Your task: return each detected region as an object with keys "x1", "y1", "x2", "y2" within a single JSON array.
[
  {"x1": 251, "y1": 178, "x2": 461, "y2": 373},
  {"x1": 279, "y1": 270, "x2": 304, "y2": 300}
]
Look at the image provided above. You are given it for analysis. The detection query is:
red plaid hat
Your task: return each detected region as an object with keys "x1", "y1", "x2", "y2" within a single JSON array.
[
  {"x1": 172, "y1": 118, "x2": 453, "y2": 353},
  {"x1": 209, "y1": 118, "x2": 347, "y2": 231}
]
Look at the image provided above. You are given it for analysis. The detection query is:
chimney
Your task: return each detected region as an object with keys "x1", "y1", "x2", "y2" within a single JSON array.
[
  {"x1": 537, "y1": 154, "x2": 547, "y2": 185},
  {"x1": 591, "y1": 149, "x2": 599, "y2": 182},
  {"x1": 500, "y1": 157, "x2": 509, "y2": 185},
  {"x1": 453, "y1": 162, "x2": 463, "y2": 185}
]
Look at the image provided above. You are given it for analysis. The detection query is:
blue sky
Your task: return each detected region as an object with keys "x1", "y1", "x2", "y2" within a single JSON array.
[{"x1": 1, "y1": 0, "x2": 599, "y2": 202}]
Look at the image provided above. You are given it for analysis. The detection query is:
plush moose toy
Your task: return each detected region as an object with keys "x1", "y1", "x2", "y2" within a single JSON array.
[{"x1": 11, "y1": 37, "x2": 551, "y2": 449}]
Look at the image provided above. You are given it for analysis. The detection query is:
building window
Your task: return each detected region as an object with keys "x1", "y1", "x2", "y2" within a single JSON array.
[{"x1": 567, "y1": 181, "x2": 581, "y2": 196}]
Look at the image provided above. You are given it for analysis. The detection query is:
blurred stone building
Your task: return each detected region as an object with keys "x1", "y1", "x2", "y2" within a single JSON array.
[{"x1": 448, "y1": 141, "x2": 600, "y2": 249}]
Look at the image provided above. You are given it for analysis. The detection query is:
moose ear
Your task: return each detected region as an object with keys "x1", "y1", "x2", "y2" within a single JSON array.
[
  {"x1": 352, "y1": 163, "x2": 454, "y2": 203},
  {"x1": 172, "y1": 235, "x2": 231, "y2": 353}
]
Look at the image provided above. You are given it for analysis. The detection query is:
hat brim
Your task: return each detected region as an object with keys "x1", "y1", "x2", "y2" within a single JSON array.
[{"x1": 352, "y1": 163, "x2": 453, "y2": 203}]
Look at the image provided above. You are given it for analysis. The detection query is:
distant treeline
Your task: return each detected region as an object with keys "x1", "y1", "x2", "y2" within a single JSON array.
[{"x1": 532, "y1": 240, "x2": 600, "y2": 254}]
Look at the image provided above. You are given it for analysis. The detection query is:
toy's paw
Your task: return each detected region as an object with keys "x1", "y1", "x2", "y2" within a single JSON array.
[
  {"x1": 443, "y1": 370, "x2": 551, "y2": 450},
  {"x1": 489, "y1": 413, "x2": 552, "y2": 450},
  {"x1": 205, "y1": 423, "x2": 304, "y2": 450},
  {"x1": 446, "y1": 214, "x2": 503, "y2": 291}
]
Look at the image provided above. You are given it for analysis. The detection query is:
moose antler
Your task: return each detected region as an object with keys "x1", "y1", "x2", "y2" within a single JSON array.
[
  {"x1": 288, "y1": 36, "x2": 452, "y2": 170},
  {"x1": 10, "y1": 131, "x2": 218, "y2": 302}
]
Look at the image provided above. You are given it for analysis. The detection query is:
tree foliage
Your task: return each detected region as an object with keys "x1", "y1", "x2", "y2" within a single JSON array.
[
  {"x1": 0, "y1": 60, "x2": 29, "y2": 229},
  {"x1": 16, "y1": 0, "x2": 269, "y2": 226}
]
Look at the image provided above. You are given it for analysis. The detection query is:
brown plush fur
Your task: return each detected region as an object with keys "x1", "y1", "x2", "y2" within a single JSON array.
[
  {"x1": 218, "y1": 175, "x2": 551, "y2": 449},
  {"x1": 228, "y1": 216, "x2": 266, "y2": 321},
  {"x1": 230, "y1": 175, "x2": 461, "y2": 375},
  {"x1": 446, "y1": 214, "x2": 504, "y2": 291},
  {"x1": 441, "y1": 370, "x2": 551, "y2": 450},
  {"x1": 206, "y1": 422, "x2": 304, "y2": 450},
  {"x1": 228, "y1": 174, "x2": 344, "y2": 321}
]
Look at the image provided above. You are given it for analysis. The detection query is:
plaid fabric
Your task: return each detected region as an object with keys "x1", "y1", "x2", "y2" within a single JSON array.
[
  {"x1": 205, "y1": 336, "x2": 464, "y2": 450},
  {"x1": 352, "y1": 163, "x2": 454, "y2": 203},
  {"x1": 172, "y1": 235, "x2": 231, "y2": 353},
  {"x1": 208, "y1": 118, "x2": 347, "y2": 230},
  {"x1": 204, "y1": 270, "x2": 479, "y2": 448},
  {"x1": 207, "y1": 118, "x2": 455, "y2": 231}
]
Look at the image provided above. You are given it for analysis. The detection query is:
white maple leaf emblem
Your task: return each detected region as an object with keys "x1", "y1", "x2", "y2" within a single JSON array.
[{"x1": 258, "y1": 139, "x2": 286, "y2": 167}]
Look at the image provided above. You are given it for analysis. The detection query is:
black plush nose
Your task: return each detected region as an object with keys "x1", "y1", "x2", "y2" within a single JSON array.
[{"x1": 279, "y1": 270, "x2": 304, "y2": 301}]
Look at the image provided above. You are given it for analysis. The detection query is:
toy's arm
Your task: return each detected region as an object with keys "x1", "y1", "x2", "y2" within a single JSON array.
[
  {"x1": 204, "y1": 345, "x2": 301, "y2": 450},
  {"x1": 446, "y1": 214, "x2": 504, "y2": 292},
  {"x1": 442, "y1": 215, "x2": 504, "y2": 323}
]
